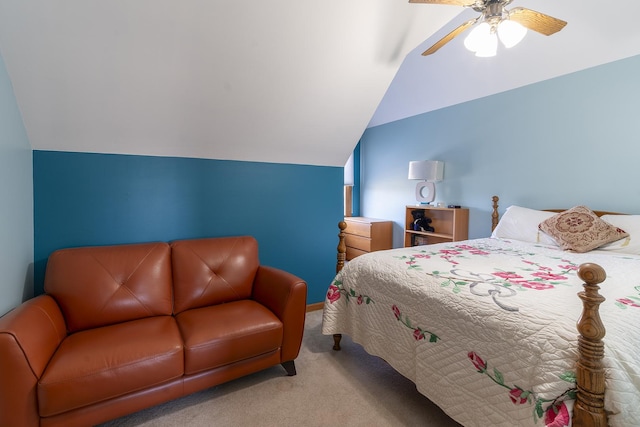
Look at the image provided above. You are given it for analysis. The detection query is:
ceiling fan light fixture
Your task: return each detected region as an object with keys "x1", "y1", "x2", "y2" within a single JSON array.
[
  {"x1": 474, "y1": 33, "x2": 497, "y2": 57},
  {"x1": 497, "y1": 19, "x2": 527, "y2": 48},
  {"x1": 463, "y1": 22, "x2": 492, "y2": 53},
  {"x1": 414, "y1": 1, "x2": 567, "y2": 57}
]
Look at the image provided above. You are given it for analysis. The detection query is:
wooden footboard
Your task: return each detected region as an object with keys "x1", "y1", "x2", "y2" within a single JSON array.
[
  {"x1": 574, "y1": 263, "x2": 608, "y2": 427},
  {"x1": 333, "y1": 196, "x2": 609, "y2": 426}
]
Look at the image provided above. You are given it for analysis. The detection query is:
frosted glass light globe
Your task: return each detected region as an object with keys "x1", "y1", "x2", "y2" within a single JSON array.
[
  {"x1": 464, "y1": 22, "x2": 492, "y2": 53},
  {"x1": 475, "y1": 33, "x2": 497, "y2": 57},
  {"x1": 498, "y1": 20, "x2": 527, "y2": 48}
]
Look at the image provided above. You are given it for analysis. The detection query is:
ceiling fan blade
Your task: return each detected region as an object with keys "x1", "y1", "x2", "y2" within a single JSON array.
[
  {"x1": 421, "y1": 18, "x2": 476, "y2": 56},
  {"x1": 508, "y1": 7, "x2": 567, "y2": 36},
  {"x1": 409, "y1": 0, "x2": 477, "y2": 6}
]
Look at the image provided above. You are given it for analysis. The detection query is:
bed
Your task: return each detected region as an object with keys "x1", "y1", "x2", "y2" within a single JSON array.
[{"x1": 322, "y1": 197, "x2": 640, "y2": 427}]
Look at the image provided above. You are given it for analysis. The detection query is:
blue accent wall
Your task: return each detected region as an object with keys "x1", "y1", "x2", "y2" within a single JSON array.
[
  {"x1": 33, "y1": 151, "x2": 343, "y2": 304},
  {"x1": 360, "y1": 54, "x2": 640, "y2": 247}
]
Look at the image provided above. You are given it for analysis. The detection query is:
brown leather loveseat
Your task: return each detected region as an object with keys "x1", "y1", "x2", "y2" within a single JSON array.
[{"x1": 0, "y1": 236, "x2": 307, "y2": 427}]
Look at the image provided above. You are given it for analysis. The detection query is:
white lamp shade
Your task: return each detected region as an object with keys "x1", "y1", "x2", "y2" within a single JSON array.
[
  {"x1": 408, "y1": 160, "x2": 444, "y2": 182},
  {"x1": 498, "y1": 20, "x2": 527, "y2": 48}
]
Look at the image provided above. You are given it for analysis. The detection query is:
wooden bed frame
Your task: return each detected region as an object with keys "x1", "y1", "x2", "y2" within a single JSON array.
[{"x1": 332, "y1": 196, "x2": 608, "y2": 427}]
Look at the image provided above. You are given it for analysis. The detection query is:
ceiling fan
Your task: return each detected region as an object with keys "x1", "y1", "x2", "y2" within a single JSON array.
[{"x1": 410, "y1": 0, "x2": 567, "y2": 57}]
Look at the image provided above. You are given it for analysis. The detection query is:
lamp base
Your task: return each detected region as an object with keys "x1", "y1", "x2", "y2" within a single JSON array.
[{"x1": 415, "y1": 181, "x2": 436, "y2": 203}]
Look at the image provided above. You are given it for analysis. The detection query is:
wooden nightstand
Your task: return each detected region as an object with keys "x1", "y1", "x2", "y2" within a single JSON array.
[
  {"x1": 404, "y1": 205, "x2": 469, "y2": 247},
  {"x1": 343, "y1": 217, "x2": 393, "y2": 260}
]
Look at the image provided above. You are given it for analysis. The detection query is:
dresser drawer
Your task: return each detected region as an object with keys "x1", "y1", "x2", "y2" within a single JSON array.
[
  {"x1": 344, "y1": 220, "x2": 372, "y2": 238},
  {"x1": 345, "y1": 234, "x2": 372, "y2": 252},
  {"x1": 346, "y1": 247, "x2": 367, "y2": 261},
  {"x1": 343, "y1": 217, "x2": 393, "y2": 260}
]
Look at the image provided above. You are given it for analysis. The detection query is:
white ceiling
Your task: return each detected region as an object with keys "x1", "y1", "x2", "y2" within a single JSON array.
[
  {"x1": 370, "y1": 0, "x2": 640, "y2": 127},
  {"x1": 1, "y1": 1, "x2": 639, "y2": 167}
]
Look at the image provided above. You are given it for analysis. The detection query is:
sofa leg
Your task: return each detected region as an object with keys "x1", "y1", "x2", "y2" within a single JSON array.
[{"x1": 281, "y1": 360, "x2": 296, "y2": 376}]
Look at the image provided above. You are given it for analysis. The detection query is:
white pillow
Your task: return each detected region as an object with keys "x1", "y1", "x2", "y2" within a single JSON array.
[
  {"x1": 594, "y1": 214, "x2": 640, "y2": 255},
  {"x1": 491, "y1": 205, "x2": 559, "y2": 246}
]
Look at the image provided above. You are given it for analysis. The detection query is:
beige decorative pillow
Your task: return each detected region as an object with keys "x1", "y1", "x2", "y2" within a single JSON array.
[{"x1": 538, "y1": 206, "x2": 629, "y2": 253}]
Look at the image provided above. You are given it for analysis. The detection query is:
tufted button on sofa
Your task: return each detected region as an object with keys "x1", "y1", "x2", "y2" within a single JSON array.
[{"x1": 0, "y1": 236, "x2": 307, "y2": 427}]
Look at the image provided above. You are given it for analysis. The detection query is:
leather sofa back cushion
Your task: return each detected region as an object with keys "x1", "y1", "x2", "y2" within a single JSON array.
[
  {"x1": 171, "y1": 236, "x2": 259, "y2": 314},
  {"x1": 44, "y1": 242, "x2": 173, "y2": 333}
]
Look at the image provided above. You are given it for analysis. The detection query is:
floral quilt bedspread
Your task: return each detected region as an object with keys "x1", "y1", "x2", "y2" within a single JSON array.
[{"x1": 321, "y1": 238, "x2": 640, "y2": 427}]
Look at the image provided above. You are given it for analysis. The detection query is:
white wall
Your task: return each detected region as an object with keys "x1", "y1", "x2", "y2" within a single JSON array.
[
  {"x1": 0, "y1": 52, "x2": 33, "y2": 316},
  {"x1": 0, "y1": 1, "x2": 459, "y2": 167}
]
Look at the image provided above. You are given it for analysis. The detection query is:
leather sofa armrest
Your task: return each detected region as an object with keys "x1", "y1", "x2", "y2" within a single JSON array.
[
  {"x1": 0, "y1": 295, "x2": 67, "y2": 427},
  {"x1": 252, "y1": 266, "x2": 307, "y2": 362}
]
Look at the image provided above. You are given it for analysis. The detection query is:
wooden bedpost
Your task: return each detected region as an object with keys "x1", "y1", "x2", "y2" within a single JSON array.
[
  {"x1": 491, "y1": 195, "x2": 499, "y2": 231},
  {"x1": 574, "y1": 263, "x2": 608, "y2": 427},
  {"x1": 333, "y1": 221, "x2": 347, "y2": 351},
  {"x1": 337, "y1": 221, "x2": 347, "y2": 273}
]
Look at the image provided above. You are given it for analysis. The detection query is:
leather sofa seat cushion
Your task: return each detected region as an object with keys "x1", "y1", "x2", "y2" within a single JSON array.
[
  {"x1": 44, "y1": 242, "x2": 173, "y2": 332},
  {"x1": 38, "y1": 316, "x2": 183, "y2": 417},
  {"x1": 176, "y1": 300, "x2": 283, "y2": 375},
  {"x1": 171, "y1": 237, "x2": 260, "y2": 314}
]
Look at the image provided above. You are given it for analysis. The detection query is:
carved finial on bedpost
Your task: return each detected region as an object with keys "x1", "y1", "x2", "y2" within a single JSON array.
[
  {"x1": 574, "y1": 263, "x2": 608, "y2": 427},
  {"x1": 491, "y1": 196, "x2": 499, "y2": 232},
  {"x1": 337, "y1": 221, "x2": 347, "y2": 273}
]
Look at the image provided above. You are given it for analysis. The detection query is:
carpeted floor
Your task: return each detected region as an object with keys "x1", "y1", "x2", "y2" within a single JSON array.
[{"x1": 98, "y1": 309, "x2": 462, "y2": 427}]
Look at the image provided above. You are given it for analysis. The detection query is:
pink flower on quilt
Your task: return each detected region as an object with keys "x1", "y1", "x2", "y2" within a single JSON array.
[
  {"x1": 413, "y1": 328, "x2": 425, "y2": 341},
  {"x1": 493, "y1": 271, "x2": 523, "y2": 280},
  {"x1": 327, "y1": 284, "x2": 341, "y2": 303},
  {"x1": 468, "y1": 351, "x2": 486, "y2": 373},
  {"x1": 392, "y1": 305, "x2": 401, "y2": 320},
  {"x1": 413, "y1": 254, "x2": 431, "y2": 259},
  {"x1": 513, "y1": 280, "x2": 555, "y2": 290},
  {"x1": 455, "y1": 245, "x2": 475, "y2": 250},
  {"x1": 440, "y1": 255, "x2": 459, "y2": 265},
  {"x1": 531, "y1": 272, "x2": 567, "y2": 281},
  {"x1": 617, "y1": 298, "x2": 640, "y2": 308},
  {"x1": 356, "y1": 295, "x2": 364, "y2": 305},
  {"x1": 509, "y1": 387, "x2": 529, "y2": 404},
  {"x1": 469, "y1": 249, "x2": 489, "y2": 255},
  {"x1": 406, "y1": 260, "x2": 416, "y2": 265},
  {"x1": 440, "y1": 249, "x2": 461, "y2": 255},
  {"x1": 544, "y1": 402, "x2": 570, "y2": 427},
  {"x1": 558, "y1": 264, "x2": 578, "y2": 271}
]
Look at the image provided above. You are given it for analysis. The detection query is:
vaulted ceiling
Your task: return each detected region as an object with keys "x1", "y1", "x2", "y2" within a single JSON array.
[
  {"x1": 370, "y1": 0, "x2": 640, "y2": 127},
  {"x1": 1, "y1": 1, "x2": 639, "y2": 167}
]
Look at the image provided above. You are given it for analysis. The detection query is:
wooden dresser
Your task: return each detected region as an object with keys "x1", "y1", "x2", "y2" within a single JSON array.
[{"x1": 343, "y1": 217, "x2": 393, "y2": 260}]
